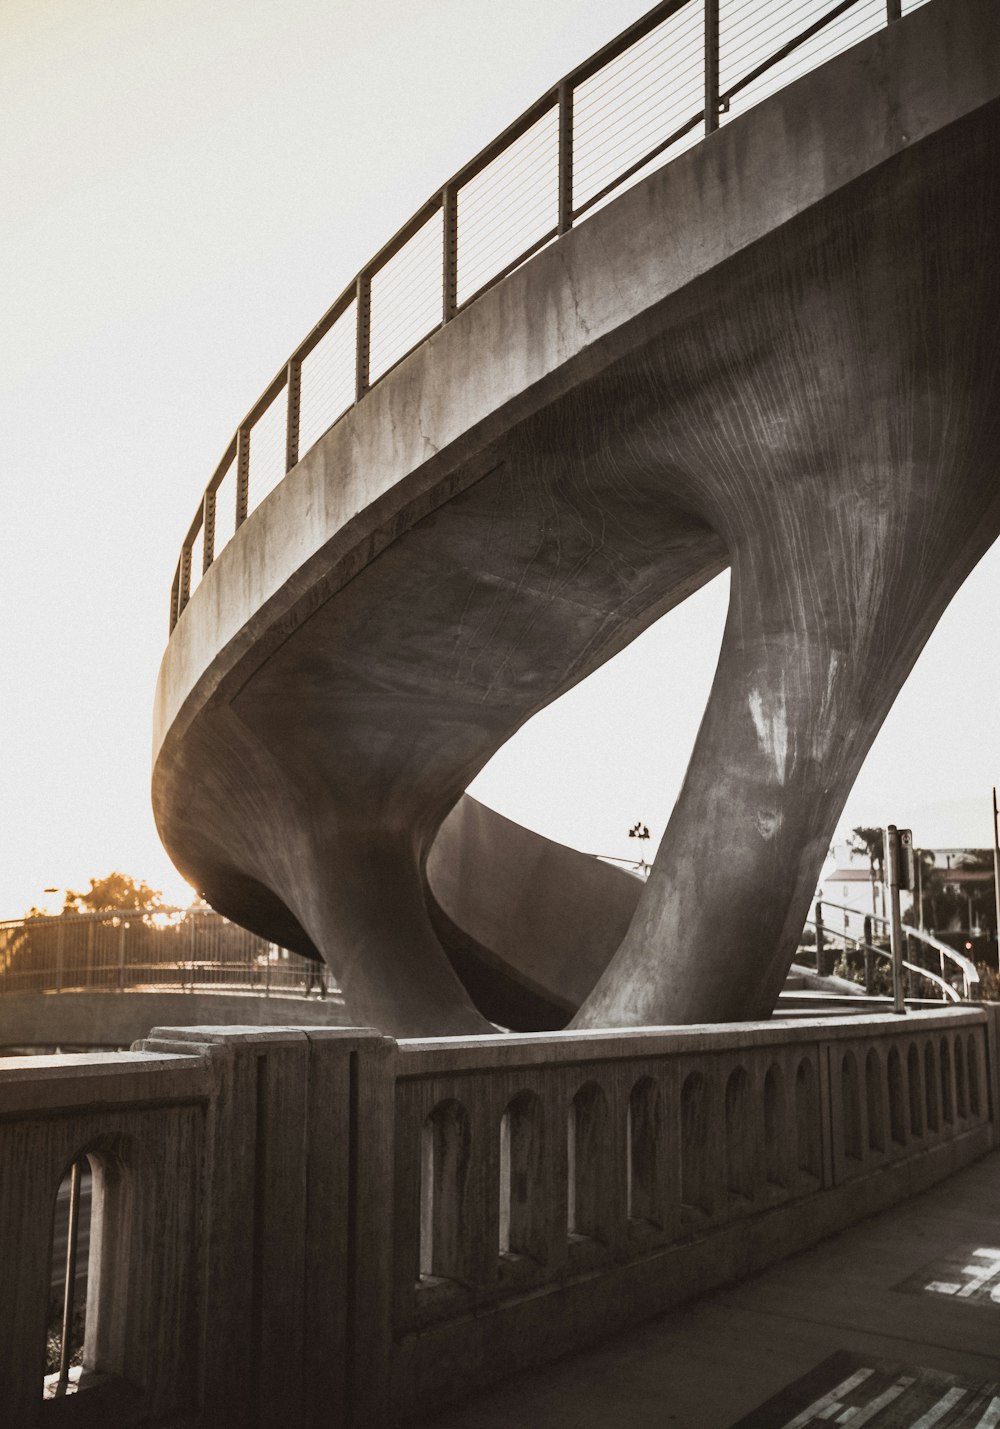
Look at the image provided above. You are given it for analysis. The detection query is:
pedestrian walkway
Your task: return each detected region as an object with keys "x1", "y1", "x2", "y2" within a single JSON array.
[{"x1": 413, "y1": 1152, "x2": 1000, "y2": 1428}]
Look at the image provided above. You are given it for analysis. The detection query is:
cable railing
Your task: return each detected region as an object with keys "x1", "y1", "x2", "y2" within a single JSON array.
[
  {"x1": 168, "y1": 0, "x2": 925, "y2": 631},
  {"x1": 0, "y1": 907, "x2": 336, "y2": 999}
]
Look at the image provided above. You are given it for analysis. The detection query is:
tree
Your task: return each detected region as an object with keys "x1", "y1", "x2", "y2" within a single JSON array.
[
  {"x1": 849, "y1": 827, "x2": 886, "y2": 918},
  {"x1": 62, "y1": 872, "x2": 163, "y2": 915}
]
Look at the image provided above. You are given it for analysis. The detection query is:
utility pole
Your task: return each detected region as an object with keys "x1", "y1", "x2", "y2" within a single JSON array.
[{"x1": 993, "y1": 786, "x2": 1000, "y2": 972}]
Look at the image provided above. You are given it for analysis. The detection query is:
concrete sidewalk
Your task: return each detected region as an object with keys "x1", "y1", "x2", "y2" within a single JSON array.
[{"x1": 413, "y1": 1152, "x2": 1000, "y2": 1428}]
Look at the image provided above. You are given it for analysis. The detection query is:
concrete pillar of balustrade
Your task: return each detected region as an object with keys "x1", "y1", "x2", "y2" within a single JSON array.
[{"x1": 135, "y1": 1024, "x2": 395, "y2": 1429}]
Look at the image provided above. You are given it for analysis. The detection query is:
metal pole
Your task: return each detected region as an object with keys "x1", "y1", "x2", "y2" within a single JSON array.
[
  {"x1": 863, "y1": 914, "x2": 874, "y2": 993},
  {"x1": 558, "y1": 82, "x2": 574, "y2": 234},
  {"x1": 55, "y1": 1158, "x2": 82, "y2": 1397},
  {"x1": 993, "y1": 786, "x2": 1000, "y2": 972},
  {"x1": 885, "y1": 824, "x2": 906, "y2": 1014},
  {"x1": 916, "y1": 851, "x2": 924, "y2": 931},
  {"x1": 814, "y1": 900, "x2": 826, "y2": 976},
  {"x1": 886, "y1": 0, "x2": 902, "y2": 21},
  {"x1": 704, "y1": 0, "x2": 720, "y2": 135}
]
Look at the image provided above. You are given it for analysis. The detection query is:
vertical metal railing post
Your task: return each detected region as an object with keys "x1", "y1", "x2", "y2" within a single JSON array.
[
  {"x1": 55, "y1": 1158, "x2": 82, "y2": 1397},
  {"x1": 705, "y1": 0, "x2": 720, "y2": 135},
  {"x1": 56, "y1": 918, "x2": 65, "y2": 994},
  {"x1": 442, "y1": 186, "x2": 458, "y2": 323},
  {"x1": 558, "y1": 83, "x2": 574, "y2": 234},
  {"x1": 356, "y1": 273, "x2": 372, "y2": 400},
  {"x1": 202, "y1": 488, "x2": 216, "y2": 571},
  {"x1": 178, "y1": 544, "x2": 192, "y2": 616},
  {"x1": 285, "y1": 358, "x2": 302, "y2": 472},
  {"x1": 815, "y1": 901, "x2": 826, "y2": 976},
  {"x1": 117, "y1": 920, "x2": 126, "y2": 990},
  {"x1": 235, "y1": 426, "x2": 251, "y2": 529},
  {"x1": 169, "y1": 564, "x2": 180, "y2": 634},
  {"x1": 886, "y1": 0, "x2": 902, "y2": 20}
]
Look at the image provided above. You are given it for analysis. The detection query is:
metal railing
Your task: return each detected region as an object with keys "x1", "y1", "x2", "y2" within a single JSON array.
[
  {"x1": 816, "y1": 899, "x2": 980, "y2": 999},
  {"x1": 169, "y1": 0, "x2": 930, "y2": 631},
  {"x1": 0, "y1": 907, "x2": 335, "y2": 999},
  {"x1": 803, "y1": 917, "x2": 962, "y2": 1003}
]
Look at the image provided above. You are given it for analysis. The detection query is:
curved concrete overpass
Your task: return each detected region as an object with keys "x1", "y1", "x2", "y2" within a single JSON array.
[{"x1": 154, "y1": 0, "x2": 1000, "y2": 1034}]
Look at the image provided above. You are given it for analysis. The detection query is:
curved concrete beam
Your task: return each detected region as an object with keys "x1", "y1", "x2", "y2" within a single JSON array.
[{"x1": 153, "y1": 0, "x2": 1000, "y2": 1034}]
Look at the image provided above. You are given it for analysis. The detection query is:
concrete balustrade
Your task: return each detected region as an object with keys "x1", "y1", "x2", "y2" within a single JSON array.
[{"x1": 1, "y1": 1009, "x2": 998, "y2": 1426}]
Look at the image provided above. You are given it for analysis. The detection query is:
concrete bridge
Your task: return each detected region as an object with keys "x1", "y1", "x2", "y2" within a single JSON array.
[{"x1": 154, "y1": 0, "x2": 1000, "y2": 1041}]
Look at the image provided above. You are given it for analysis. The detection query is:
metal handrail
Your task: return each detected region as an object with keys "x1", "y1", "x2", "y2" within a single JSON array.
[
  {"x1": 169, "y1": 0, "x2": 910, "y2": 631},
  {"x1": 0, "y1": 906, "x2": 334, "y2": 999},
  {"x1": 803, "y1": 920, "x2": 961, "y2": 1004},
  {"x1": 818, "y1": 898, "x2": 980, "y2": 992}
]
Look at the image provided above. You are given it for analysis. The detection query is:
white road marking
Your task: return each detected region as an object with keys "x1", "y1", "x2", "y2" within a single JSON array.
[
  {"x1": 840, "y1": 1375, "x2": 915, "y2": 1427},
  {"x1": 778, "y1": 1369, "x2": 875, "y2": 1429},
  {"x1": 976, "y1": 1397, "x2": 1000, "y2": 1428},
  {"x1": 909, "y1": 1386, "x2": 968, "y2": 1428}
]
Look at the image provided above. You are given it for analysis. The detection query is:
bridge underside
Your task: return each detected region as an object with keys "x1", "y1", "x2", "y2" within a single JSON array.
[{"x1": 154, "y1": 4, "x2": 1000, "y2": 1036}]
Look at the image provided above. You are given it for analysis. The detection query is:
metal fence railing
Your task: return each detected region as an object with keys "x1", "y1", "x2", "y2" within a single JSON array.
[
  {"x1": 169, "y1": 0, "x2": 931, "y2": 631},
  {"x1": 0, "y1": 907, "x2": 334, "y2": 998}
]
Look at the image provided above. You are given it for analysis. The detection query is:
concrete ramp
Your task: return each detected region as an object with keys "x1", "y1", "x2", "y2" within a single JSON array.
[{"x1": 153, "y1": 0, "x2": 1000, "y2": 1034}]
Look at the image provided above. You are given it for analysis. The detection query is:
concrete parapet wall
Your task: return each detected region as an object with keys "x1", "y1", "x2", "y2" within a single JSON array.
[
  {"x1": 1, "y1": 1007, "x2": 999, "y2": 1425},
  {"x1": 0, "y1": 990, "x2": 352, "y2": 1051}
]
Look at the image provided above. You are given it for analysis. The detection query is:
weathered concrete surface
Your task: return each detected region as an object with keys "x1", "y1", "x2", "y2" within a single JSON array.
[
  {"x1": 0, "y1": 990, "x2": 352, "y2": 1050},
  {"x1": 411, "y1": 1148, "x2": 1000, "y2": 1429},
  {"x1": 153, "y1": 0, "x2": 1000, "y2": 1034}
]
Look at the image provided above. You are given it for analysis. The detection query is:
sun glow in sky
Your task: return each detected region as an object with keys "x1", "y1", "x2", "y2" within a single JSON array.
[{"x1": 1, "y1": 0, "x2": 997, "y2": 920}]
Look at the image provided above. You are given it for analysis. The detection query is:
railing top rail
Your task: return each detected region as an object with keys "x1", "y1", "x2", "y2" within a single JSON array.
[
  {"x1": 0, "y1": 905, "x2": 222, "y2": 931},
  {"x1": 395, "y1": 1005, "x2": 986, "y2": 1075}
]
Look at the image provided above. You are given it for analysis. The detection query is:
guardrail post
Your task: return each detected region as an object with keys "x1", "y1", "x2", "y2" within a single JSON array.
[
  {"x1": 178, "y1": 544, "x2": 192, "y2": 616},
  {"x1": 169, "y1": 564, "x2": 180, "y2": 634},
  {"x1": 815, "y1": 901, "x2": 828, "y2": 976},
  {"x1": 235, "y1": 425, "x2": 251, "y2": 529},
  {"x1": 704, "y1": 0, "x2": 720, "y2": 135},
  {"x1": 558, "y1": 82, "x2": 574, "y2": 234},
  {"x1": 356, "y1": 272, "x2": 371, "y2": 400},
  {"x1": 442, "y1": 186, "x2": 458, "y2": 322},
  {"x1": 863, "y1": 915, "x2": 874, "y2": 992},
  {"x1": 202, "y1": 487, "x2": 216, "y2": 571},
  {"x1": 285, "y1": 358, "x2": 302, "y2": 472},
  {"x1": 886, "y1": 0, "x2": 902, "y2": 20}
]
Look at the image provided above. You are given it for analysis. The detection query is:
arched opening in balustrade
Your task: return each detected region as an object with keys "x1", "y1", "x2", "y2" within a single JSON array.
[
  {"x1": 498, "y1": 1091, "x2": 545, "y2": 1261},
  {"x1": 681, "y1": 1071, "x2": 713, "y2": 1213},
  {"x1": 968, "y1": 1035, "x2": 981, "y2": 1116},
  {"x1": 908, "y1": 1045, "x2": 923, "y2": 1137},
  {"x1": 939, "y1": 1038, "x2": 953, "y2": 1125},
  {"x1": 725, "y1": 1067, "x2": 753, "y2": 1199},
  {"x1": 45, "y1": 1155, "x2": 93, "y2": 1398},
  {"x1": 865, "y1": 1049, "x2": 884, "y2": 1154},
  {"x1": 887, "y1": 1046, "x2": 905, "y2": 1146},
  {"x1": 955, "y1": 1036, "x2": 968, "y2": 1119},
  {"x1": 795, "y1": 1059, "x2": 820, "y2": 1179},
  {"x1": 841, "y1": 1052, "x2": 862, "y2": 1162},
  {"x1": 924, "y1": 1043, "x2": 939, "y2": 1133},
  {"x1": 763, "y1": 1063, "x2": 785, "y2": 1188},
  {"x1": 420, "y1": 1099, "x2": 472, "y2": 1281},
  {"x1": 44, "y1": 1141, "x2": 132, "y2": 1403},
  {"x1": 567, "y1": 1082, "x2": 609, "y2": 1241},
  {"x1": 627, "y1": 1077, "x2": 660, "y2": 1225}
]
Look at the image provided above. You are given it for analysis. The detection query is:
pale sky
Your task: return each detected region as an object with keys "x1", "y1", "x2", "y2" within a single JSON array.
[{"x1": 1, "y1": 0, "x2": 996, "y2": 920}]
